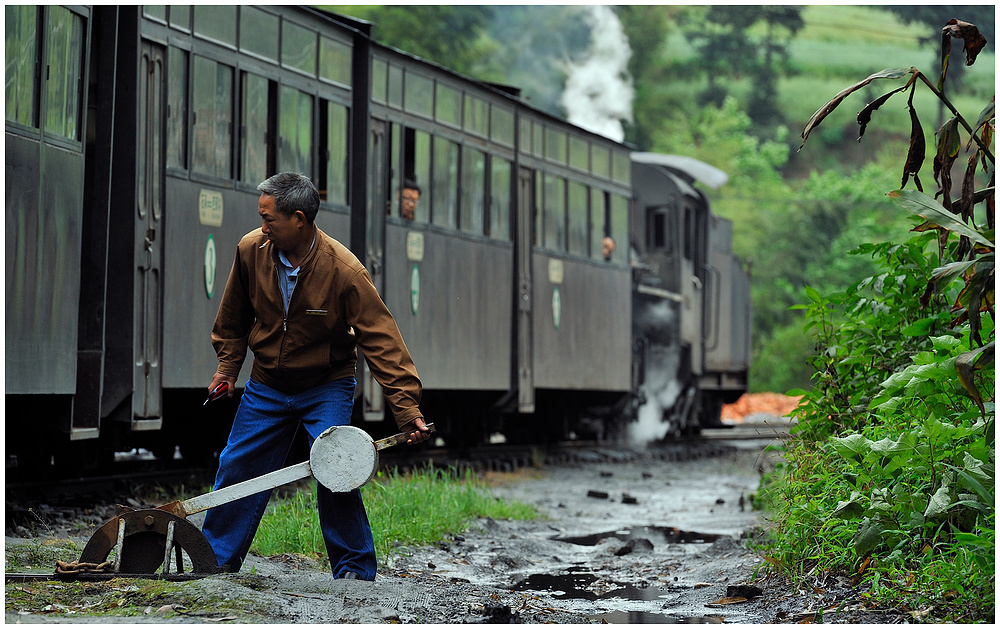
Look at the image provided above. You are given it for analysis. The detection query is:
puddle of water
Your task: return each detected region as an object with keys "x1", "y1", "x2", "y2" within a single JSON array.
[
  {"x1": 511, "y1": 571, "x2": 725, "y2": 624},
  {"x1": 511, "y1": 569, "x2": 671, "y2": 603},
  {"x1": 552, "y1": 525, "x2": 722, "y2": 546},
  {"x1": 593, "y1": 610, "x2": 724, "y2": 623}
]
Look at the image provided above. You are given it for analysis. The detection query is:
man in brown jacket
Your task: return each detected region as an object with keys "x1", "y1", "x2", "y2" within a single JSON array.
[{"x1": 203, "y1": 172, "x2": 430, "y2": 580}]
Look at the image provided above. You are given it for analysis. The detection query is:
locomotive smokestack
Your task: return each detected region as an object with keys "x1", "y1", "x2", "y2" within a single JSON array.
[{"x1": 559, "y1": 5, "x2": 634, "y2": 142}]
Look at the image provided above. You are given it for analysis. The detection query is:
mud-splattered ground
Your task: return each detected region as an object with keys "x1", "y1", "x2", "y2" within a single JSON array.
[{"x1": 5, "y1": 423, "x2": 899, "y2": 624}]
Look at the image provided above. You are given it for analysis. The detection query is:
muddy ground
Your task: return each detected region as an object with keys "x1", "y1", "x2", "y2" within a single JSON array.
[{"x1": 5, "y1": 420, "x2": 901, "y2": 624}]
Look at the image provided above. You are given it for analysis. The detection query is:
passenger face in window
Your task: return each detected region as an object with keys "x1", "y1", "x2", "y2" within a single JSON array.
[
  {"x1": 401, "y1": 180, "x2": 421, "y2": 220},
  {"x1": 602, "y1": 236, "x2": 616, "y2": 262}
]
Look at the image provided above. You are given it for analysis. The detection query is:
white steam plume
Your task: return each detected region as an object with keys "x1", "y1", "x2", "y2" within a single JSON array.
[{"x1": 559, "y1": 5, "x2": 634, "y2": 142}]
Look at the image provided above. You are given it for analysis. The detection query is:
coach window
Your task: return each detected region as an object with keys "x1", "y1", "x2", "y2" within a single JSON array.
[
  {"x1": 519, "y1": 119, "x2": 532, "y2": 157},
  {"x1": 435, "y1": 83, "x2": 460, "y2": 128},
  {"x1": 433, "y1": 137, "x2": 459, "y2": 229},
  {"x1": 320, "y1": 101, "x2": 349, "y2": 205},
  {"x1": 545, "y1": 127, "x2": 566, "y2": 164},
  {"x1": 491, "y1": 106, "x2": 514, "y2": 148},
  {"x1": 399, "y1": 127, "x2": 431, "y2": 222},
  {"x1": 143, "y1": 6, "x2": 166, "y2": 22},
  {"x1": 388, "y1": 64, "x2": 404, "y2": 109},
  {"x1": 460, "y1": 147, "x2": 486, "y2": 235},
  {"x1": 278, "y1": 85, "x2": 313, "y2": 176},
  {"x1": 405, "y1": 72, "x2": 433, "y2": 118},
  {"x1": 612, "y1": 150, "x2": 631, "y2": 186},
  {"x1": 610, "y1": 193, "x2": 628, "y2": 264},
  {"x1": 590, "y1": 188, "x2": 608, "y2": 261},
  {"x1": 240, "y1": 73, "x2": 270, "y2": 185},
  {"x1": 167, "y1": 47, "x2": 188, "y2": 170},
  {"x1": 282, "y1": 21, "x2": 316, "y2": 75},
  {"x1": 592, "y1": 145, "x2": 610, "y2": 180},
  {"x1": 168, "y1": 5, "x2": 191, "y2": 32},
  {"x1": 44, "y1": 5, "x2": 84, "y2": 141},
  {"x1": 192, "y1": 56, "x2": 233, "y2": 178},
  {"x1": 569, "y1": 136, "x2": 588, "y2": 172},
  {"x1": 489, "y1": 158, "x2": 512, "y2": 240},
  {"x1": 240, "y1": 6, "x2": 278, "y2": 62},
  {"x1": 371, "y1": 58, "x2": 387, "y2": 104},
  {"x1": 543, "y1": 174, "x2": 566, "y2": 251},
  {"x1": 5, "y1": 5, "x2": 38, "y2": 128},
  {"x1": 464, "y1": 95, "x2": 488, "y2": 138},
  {"x1": 193, "y1": 6, "x2": 236, "y2": 47},
  {"x1": 319, "y1": 36, "x2": 351, "y2": 87},
  {"x1": 567, "y1": 181, "x2": 588, "y2": 257}
]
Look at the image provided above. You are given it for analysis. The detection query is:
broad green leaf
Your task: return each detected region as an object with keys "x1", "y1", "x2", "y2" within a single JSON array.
[
  {"x1": 928, "y1": 335, "x2": 962, "y2": 352},
  {"x1": 879, "y1": 370, "x2": 914, "y2": 391},
  {"x1": 888, "y1": 189, "x2": 995, "y2": 248},
  {"x1": 870, "y1": 487, "x2": 892, "y2": 512},
  {"x1": 830, "y1": 433, "x2": 874, "y2": 459},
  {"x1": 961, "y1": 452, "x2": 993, "y2": 486},
  {"x1": 924, "y1": 485, "x2": 952, "y2": 519},
  {"x1": 899, "y1": 318, "x2": 937, "y2": 336},
  {"x1": 832, "y1": 500, "x2": 865, "y2": 519},
  {"x1": 869, "y1": 437, "x2": 905, "y2": 453},
  {"x1": 853, "y1": 517, "x2": 885, "y2": 555}
]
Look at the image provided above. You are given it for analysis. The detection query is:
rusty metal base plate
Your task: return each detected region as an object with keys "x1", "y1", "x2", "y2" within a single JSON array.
[{"x1": 78, "y1": 508, "x2": 221, "y2": 576}]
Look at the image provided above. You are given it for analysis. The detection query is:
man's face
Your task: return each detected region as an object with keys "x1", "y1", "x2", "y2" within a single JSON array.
[
  {"x1": 401, "y1": 188, "x2": 419, "y2": 220},
  {"x1": 602, "y1": 238, "x2": 615, "y2": 260},
  {"x1": 259, "y1": 193, "x2": 301, "y2": 251}
]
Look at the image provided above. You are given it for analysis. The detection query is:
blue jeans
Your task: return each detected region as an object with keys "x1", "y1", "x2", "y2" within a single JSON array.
[{"x1": 201, "y1": 377, "x2": 376, "y2": 580}]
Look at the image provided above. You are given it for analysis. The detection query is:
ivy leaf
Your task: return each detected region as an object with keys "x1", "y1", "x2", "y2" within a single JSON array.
[{"x1": 852, "y1": 518, "x2": 885, "y2": 555}]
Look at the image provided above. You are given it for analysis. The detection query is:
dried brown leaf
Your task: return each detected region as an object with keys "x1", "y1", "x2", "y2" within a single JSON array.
[
  {"x1": 799, "y1": 68, "x2": 914, "y2": 150},
  {"x1": 901, "y1": 105, "x2": 925, "y2": 191}
]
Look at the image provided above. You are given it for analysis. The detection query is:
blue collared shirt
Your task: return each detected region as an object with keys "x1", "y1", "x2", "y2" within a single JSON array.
[{"x1": 275, "y1": 234, "x2": 315, "y2": 313}]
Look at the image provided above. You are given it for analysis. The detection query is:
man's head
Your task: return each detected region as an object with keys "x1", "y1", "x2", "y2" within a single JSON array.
[
  {"x1": 602, "y1": 236, "x2": 616, "y2": 261},
  {"x1": 401, "y1": 179, "x2": 421, "y2": 220},
  {"x1": 257, "y1": 173, "x2": 319, "y2": 252},
  {"x1": 257, "y1": 172, "x2": 320, "y2": 224}
]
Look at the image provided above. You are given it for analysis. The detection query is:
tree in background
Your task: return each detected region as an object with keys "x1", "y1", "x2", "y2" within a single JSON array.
[
  {"x1": 325, "y1": 5, "x2": 495, "y2": 78},
  {"x1": 683, "y1": 5, "x2": 804, "y2": 129}
]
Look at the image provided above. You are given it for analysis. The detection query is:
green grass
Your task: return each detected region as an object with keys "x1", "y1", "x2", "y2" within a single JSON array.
[{"x1": 250, "y1": 465, "x2": 541, "y2": 565}]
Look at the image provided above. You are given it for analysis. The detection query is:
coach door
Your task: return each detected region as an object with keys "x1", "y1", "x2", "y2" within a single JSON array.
[
  {"x1": 516, "y1": 168, "x2": 535, "y2": 412},
  {"x1": 132, "y1": 40, "x2": 165, "y2": 429},
  {"x1": 361, "y1": 121, "x2": 388, "y2": 421}
]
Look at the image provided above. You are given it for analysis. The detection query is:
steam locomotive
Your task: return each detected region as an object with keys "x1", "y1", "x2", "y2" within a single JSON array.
[{"x1": 5, "y1": 5, "x2": 750, "y2": 477}]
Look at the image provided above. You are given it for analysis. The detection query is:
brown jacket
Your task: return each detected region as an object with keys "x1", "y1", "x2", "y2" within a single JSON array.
[{"x1": 212, "y1": 227, "x2": 422, "y2": 427}]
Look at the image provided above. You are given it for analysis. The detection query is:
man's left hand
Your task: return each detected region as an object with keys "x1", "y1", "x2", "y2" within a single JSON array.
[{"x1": 405, "y1": 417, "x2": 432, "y2": 445}]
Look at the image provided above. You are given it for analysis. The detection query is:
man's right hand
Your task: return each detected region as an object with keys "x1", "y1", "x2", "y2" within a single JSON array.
[{"x1": 208, "y1": 372, "x2": 237, "y2": 398}]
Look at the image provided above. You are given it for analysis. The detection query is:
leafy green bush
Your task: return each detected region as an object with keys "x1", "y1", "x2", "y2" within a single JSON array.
[{"x1": 760, "y1": 16, "x2": 995, "y2": 621}]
